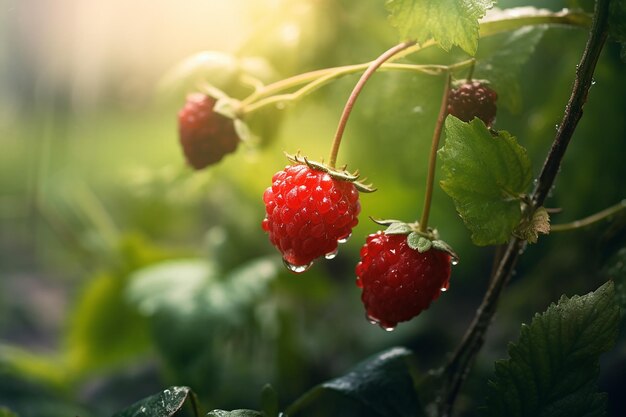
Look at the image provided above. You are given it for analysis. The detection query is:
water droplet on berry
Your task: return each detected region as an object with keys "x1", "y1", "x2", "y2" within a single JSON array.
[
  {"x1": 451, "y1": 257, "x2": 459, "y2": 266},
  {"x1": 383, "y1": 325, "x2": 396, "y2": 332},
  {"x1": 337, "y1": 233, "x2": 352, "y2": 244},
  {"x1": 325, "y1": 249, "x2": 339, "y2": 260},
  {"x1": 282, "y1": 258, "x2": 313, "y2": 273}
]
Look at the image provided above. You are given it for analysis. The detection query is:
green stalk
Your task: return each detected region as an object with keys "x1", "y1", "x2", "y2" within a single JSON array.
[
  {"x1": 328, "y1": 41, "x2": 417, "y2": 168},
  {"x1": 419, "y1": 73, "x2": 451, "y2": 233}
]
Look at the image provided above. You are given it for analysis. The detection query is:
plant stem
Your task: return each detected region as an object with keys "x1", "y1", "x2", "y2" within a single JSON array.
[
  {"x1": 239, "y1": 9, "x2": 590, "y2": 111},
  {"x1": 328, "y1": 41, "x2": 416, "y2": 168},
  {"x1": 419, "y1": 73, "x2": 451, "y2": 233},
  {"x1": 551, "y1": 199, "x2": 626, "y2": 232},
  {"x1": 439, "y1": 0, "x2": 610, "y2": 415},
  {"x1": 242, "y1": 61, "x2": 474, "y2": 114}
]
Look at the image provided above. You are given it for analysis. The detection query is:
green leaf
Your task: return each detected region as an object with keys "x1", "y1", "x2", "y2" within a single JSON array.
[
  {"x1": 609, "y1": 0, "x2": 626, "y2": 61},
  {"x1": 483, "y1": 281, "x2": 620, "y2": 417},
  {"x1": 386, "y1": 0, "x2": 494, "y2": 55},
  {"x1": 66, "y1": 234, "x2": 173, "y2": 374},
  {"x1": 605, "y1": 248, "x2": 626, "y2": 312},
  {"x1": 287, "y1": 347, "x2": 425, "y2": 417},
  {"x1": 128, "y1": 259, "x2": 215, "y2": 317},
  {"x1": 112, "y1": 386, "x2": 193, "y2": 417},
  {"x1": 474, "y1": 25, "x2": 546, "y2": 113},
  {"x1": 207, "y1": 411, "x2": 263, "y2": 417},
  {"x1": 439, "y1": 117, "x2": 533, "y2": 245},
  {"x1": 0, "y1": 407, "x2": 18, "y2": 417}
]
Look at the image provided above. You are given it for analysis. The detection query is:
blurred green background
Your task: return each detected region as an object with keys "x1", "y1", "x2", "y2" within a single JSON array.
[{"x1": 1, "y1": 0, "x2": 625, "y2": 416}]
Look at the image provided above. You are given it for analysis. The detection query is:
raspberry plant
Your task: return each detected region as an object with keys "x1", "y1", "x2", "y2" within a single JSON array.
[
  {"x1": 121, "y1": 0, "x2": 626, "y2": 416},
  {"x1": 4, "y1": 1, "x2": 626, "y2": 417}
]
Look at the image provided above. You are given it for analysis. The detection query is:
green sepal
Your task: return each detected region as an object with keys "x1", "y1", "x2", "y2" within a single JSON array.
[
  {"x1": 408, "y1": 233, "x2": 433, "y2": 253},
  {"x1": 384, "y1": 222, "x2": 414, "y2": 235},
  {"x1": 214, "y1": 98, "x2": 242, "y2": 119},
  {"x1": 285, "y1": 152, "x2": 376, "y2": 193}
]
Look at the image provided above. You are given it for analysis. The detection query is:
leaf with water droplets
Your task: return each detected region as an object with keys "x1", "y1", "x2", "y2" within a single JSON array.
[
  {"x1": 439, "y1": 117, "x2": 532, "y2": 246},
  {"x1": 483, "y1": 281, "x2": 619, "y2": 417},
  {"x1": 112, "y1": 386, "x2": 193, "y2": 417},
  {"x1": 207, "y1": 411, "x2": 263, "y2": 417},
  {"x1": 286, "y1": 347, "x2": 426, "y2": 417}
]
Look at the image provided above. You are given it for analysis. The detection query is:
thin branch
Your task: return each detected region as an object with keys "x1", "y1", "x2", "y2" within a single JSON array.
[
  {"x1": 439, "y1": 0, "x2": 611, "y2": 415},
  {"x1": 551, "y1": 199, "x2": 626, "y2": 232},
  {"x1": 419, "y1": 73, "x2": 451, "y2": 233}
]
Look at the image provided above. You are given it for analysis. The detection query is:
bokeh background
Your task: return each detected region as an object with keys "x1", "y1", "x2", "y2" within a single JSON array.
[{"x1": 1, "y1": 0, "x2": 625, "y2": 416}]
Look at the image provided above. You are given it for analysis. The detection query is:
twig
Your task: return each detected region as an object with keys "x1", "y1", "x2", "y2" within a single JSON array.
[{"x1": 438, "y1": 0, "x2": 611, "y2": 415}]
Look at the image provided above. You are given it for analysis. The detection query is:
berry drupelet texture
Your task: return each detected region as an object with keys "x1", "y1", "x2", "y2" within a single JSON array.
[
  {"x1": 356, "y1": 231, "x2": 452, "y2": 329},
  {"x1": 178, "y1": 93, "x2": 240, "y2": 169},
  {"x1": 447, "y1": 81, "x2": 498, "y2": 127},
  {"x1": 262, "y1": 164, "x2": 361, "y2": 270}
]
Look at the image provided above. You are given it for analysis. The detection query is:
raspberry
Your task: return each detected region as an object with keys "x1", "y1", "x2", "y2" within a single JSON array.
[
  {"x1": 261, "y1": 164, "x2": 361, "y2": 271},
  {"x1": 355, "y1": 231, "x2": 452, "y2": 330},
  {"x1": 447, "y1": 81, "x2": 498, "y2": 127},
  {"x1": 178, "y1": 93, "x2": 239, "y2": 169}
]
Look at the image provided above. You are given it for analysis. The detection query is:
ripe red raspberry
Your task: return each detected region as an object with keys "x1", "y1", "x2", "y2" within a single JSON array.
[
  {"x1": 178, "y1": 93, "x2": 239, "y2": 169},
  {"x1": 261, "y1": 164, "x2": 361, "y2": 271},
  {"x1": 447, "y1": 81, "x2": 498, "y2": 127},
  {"x1": 356, "y1": 231, "x2": 451, "y2": 330}
]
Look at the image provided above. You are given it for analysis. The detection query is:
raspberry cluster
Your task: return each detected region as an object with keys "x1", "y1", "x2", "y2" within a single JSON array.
[
  {"x1": 447, "y1": 81, "x2": 498, "y2": 127},
  {"x1": 178, "y1": 93, "x2": 240, "y2": 169},
  {"x1": 262, "y1": 164, "x2": 361, "y2": 270},
  {"x1": 356, "y1": 232, "x2": 452, "y2": 330}
]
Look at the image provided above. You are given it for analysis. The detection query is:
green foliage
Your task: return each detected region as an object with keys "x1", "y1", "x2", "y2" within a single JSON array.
[
  {"x1": 608, "y1": 0, "x2": 626, "y2": 60},
  {"x1": 386, "y1": 0, "x2": 494, "y2": 54},
  {"x1": 286, "y1": 347, "x2": 425, "y2": 417},
  {"x1": 483, "y1": 281, "x2": 620, "y2": 417},
  {"x1": 474, "y1": 26, "x2": 546, "y2": 113},
  {"x1": 439, "y1": 116, "x2": 533, "y2": 246},
  {"x1": 206, "y1": 411, "x2": 263, "y2": 417},
  {"x1": 605, "y1": 248, "x2": 626, "y2": 312},
  {"x1": 112, "y1": 386, "x2": 193, "y2": 417},
  {"x1": 0, "y1": 409, "x2": 17, "y2": 417},
  {"x1": 67, "y1": 234, "x2": 174, "y2": 374}
]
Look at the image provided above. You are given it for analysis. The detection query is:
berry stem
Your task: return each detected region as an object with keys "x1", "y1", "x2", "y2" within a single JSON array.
[
  {"x1": 550, "y1": 199, "x2": 626, "y2": 232},
  {"x1": 418, "y1": 73, "x2": 451, "y2": 233},
  {"x1": 327, "y1": 41, "x2": 416, "y2": 168},
  {"x1": 242, "y1": 61, "x2": 474, "y2": 114},
  {"x1": 439, "y1": 0, "x2": 610, "y2": 415}
]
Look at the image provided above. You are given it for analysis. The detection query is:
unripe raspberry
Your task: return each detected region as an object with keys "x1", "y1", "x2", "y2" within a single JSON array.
[
  {"x1": 447, "y1": 81, "x2": 498, "y2": 127},
  {"x1": 262, "y1": 164, "x2": 361, "y2": 271},
  {"x1": 178, "y1": 93, "x2": 239, "y2": 169},
  {"x1": 356, "y1": 231, "x2": 452, "y2": 330}
]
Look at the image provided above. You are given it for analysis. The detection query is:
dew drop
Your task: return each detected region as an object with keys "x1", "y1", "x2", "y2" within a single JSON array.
[
  {"x1": 337, "y1": 233, "x2": 352, "y2": 244},
  {"x1": 383, "y1": 325, "x2": 396, "y2": 332},
  {"x1": 283, "y1": 258, "x2": 313, "y2": 273},
  {"x1": 451, "y1": 257, "x2": 459, "y2": 266},
  {"x1": 591, "y1": 79, "x2": 596, "y2": 86},
  {"x1": 325, "y1": 249, "x2": 339, "y2": 259}
]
